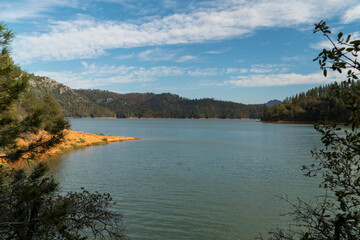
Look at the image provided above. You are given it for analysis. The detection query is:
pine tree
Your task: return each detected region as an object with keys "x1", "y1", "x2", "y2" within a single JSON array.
[{"x1": 0, "y1": 23, "x2": 126, "y2": 239}]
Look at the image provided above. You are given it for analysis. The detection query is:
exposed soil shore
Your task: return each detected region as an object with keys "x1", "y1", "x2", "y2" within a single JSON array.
[
  {"x1": 42, "y1": 129, "x2": 138, "y2": 158},
  {"x1": 65, "y1": 117, "x2": 117, "y2": 119},
  {"x1": 1, "y1": 129, "x2": 138, "y2": 166}
]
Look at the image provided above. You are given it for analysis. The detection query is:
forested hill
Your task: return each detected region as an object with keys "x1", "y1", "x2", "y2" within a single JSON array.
[
  {"x1": 261, "y1": 82, "x2": 354, "y2": 123},
  {"x1": 28, "y1": 75, "x2": 263, "y2": 118},
  {"x1": 28, "y1": 75, "x2": 116, "y2": 118},
  {"x1": 76, "y1": 89, "x2": 264, "y2": 119}
]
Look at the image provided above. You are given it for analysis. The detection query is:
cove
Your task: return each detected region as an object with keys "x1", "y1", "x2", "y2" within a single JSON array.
[{"x1": 51, "y1": 119, "x2": 322, "y2": 239}]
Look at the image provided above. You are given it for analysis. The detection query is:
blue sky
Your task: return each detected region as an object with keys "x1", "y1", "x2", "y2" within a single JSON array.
[{"x1": 2, "y1": 0, "x2": 360, "y2": 104}]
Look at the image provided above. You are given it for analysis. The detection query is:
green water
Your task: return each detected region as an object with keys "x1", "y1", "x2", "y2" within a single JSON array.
[{"x1": 52, "y1": 119, "x2": 322, "y2": 239}]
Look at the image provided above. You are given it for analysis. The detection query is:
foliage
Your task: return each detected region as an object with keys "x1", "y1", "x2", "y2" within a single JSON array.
[
  {"x1": 29, "y1": 75, "x2": 264, "y2": 119},
  {"x1": 0, "y1": 163, "x2": 125, "y2": 240},
  {"x1": 263, "y1": 21, "x2": 360, "y2": 240},
  {"x1": 40, "y1": 91, "x2": 67, "y2": 132},
  {"x1": 0, "y1": 23, "x2": 67, "y2": 163},
  {"x1": 76, "y1": 89, "x2": 264, "y2": 119},
  {"x1": 261, "y1": 83, "x2": 352, "y2": 123},
  {"x1": 0, "y1": 23, "x2": 125, "y2": 239},
  {"x1": 29, "y1": 76, "x2": 116, "y2": 118}
]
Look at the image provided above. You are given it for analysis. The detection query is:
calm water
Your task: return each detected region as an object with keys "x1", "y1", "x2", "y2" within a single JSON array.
[{"x1": 50, "y1": 119, "x2": 322, "y2": 239}]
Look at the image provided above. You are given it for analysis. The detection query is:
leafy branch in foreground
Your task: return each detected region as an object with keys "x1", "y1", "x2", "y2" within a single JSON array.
[
  {"x1": 262, "y1": 21, "x2": 360, "y2": 240},
  {"x1": 0, "y1": 163, "x2": 125, "y2": 240}
]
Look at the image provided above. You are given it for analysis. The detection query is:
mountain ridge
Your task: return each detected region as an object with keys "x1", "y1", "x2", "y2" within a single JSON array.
[{"x1": 29, "y1": 75, "x2": 264, "y2": 119}]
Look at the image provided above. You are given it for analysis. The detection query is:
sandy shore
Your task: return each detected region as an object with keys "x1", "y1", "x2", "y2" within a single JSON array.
[
  {"x1": 1, "y1": 129, "x2": 138, "y2": 165},
  {"x1": 65, "y1": 117, "x2": 117, "y2": 119},
  {"x1": 44, "y1": 129, "x2": 138, "y2": 156}
]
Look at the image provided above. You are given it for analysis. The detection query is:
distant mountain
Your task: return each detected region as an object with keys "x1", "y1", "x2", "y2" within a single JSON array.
[
  {"x1": 28, "y1": 75, "x2": 264, "y2": 119},
  {"x1": 266, "y1": 99, "x2": 282, "y2": 107},
  {"x1": 28, "y1": 75, "x2": 116, "y2": 118},
  {"x1": 76, "y1": 89, "x2": 264, "y2": 119}
]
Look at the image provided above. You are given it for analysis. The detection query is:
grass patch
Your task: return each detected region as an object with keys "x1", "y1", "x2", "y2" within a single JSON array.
[
  {"x1": 60, "y1": 146, "x2": 69, "y2": 153},
  {"x1": 70, "y1": 143, "x2": 84, "y2": 150},
  {"x1": 93, "y1": 142, "x2": 106, "y2": 146},
  {"x1": 101, "y1": 138, "x2": 108, "y2": 142},
  {"x1": 96, "y1": 132, "x2": 105, "y2": 136},
  {"x1": 0, "y1": 162, "x2": 10, "y2": 168}
]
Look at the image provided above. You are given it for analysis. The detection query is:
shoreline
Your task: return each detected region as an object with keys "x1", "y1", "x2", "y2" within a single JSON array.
[
  {"x1": 65, "y1": 117, "x2": 117, "y2": 119},
  {"x1": 45, "y1": 129, "x2": 138, "y2": 157},
  {"x1": 66, "y1": 117, "x2": 260, "y2": 120},
  {"x1": 259, "y1": 120, "x2": 346, "y2": 125},
  {"x1": 258, "y1": 120, "x2": 314, "y2": 124},
  {"x1": 1, "y1": 129, "x2": 138, "y2": 166}
]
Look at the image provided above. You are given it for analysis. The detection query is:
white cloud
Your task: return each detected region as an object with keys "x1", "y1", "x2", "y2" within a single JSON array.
[
  {"x1": 342, "y1": 4, "x2": 360, "y2": 23},
  {"x1": 138, "y1": 48, "x2": 176, "y2": 61},
  {"x1": 311, "y1": 31, "x2": 360, "y2": 52},
  {"x1": 34, "y1": 61, "x2": 344, "y2": 89},
  {"x1": 12, "y1": 0, "x2": 360, "y2": 64},
  {"x1": 35, "y1": 63, "x2": 186, "y2": 89},
  {"x1": 177, "y1": 55, "x2": 197, "y2": 62},
  {"x1": 281, "y1": 55, "x2": 304, "y2": 62},
  {"x1": 188, "y1": 68, "x2": 218, "y2": 76},
  {"x1": 206, "y1": 50, "x2": 225, "y2": 54},
  {"x1": 310, "y1": 40, "x2": 334, "y2": 50},
  {"x1": 138, "y1": 48, "x2": 196, "y2": 62},
  {"x1": 117, "y1": 53, "x2": 135, "y2": 60},
  {"x1": 223, "y1": 72, "x2": 343, "y2": 87},
  {"x1": 162, "y1": 0, "x2": 178, "y2": 9},
  {"x1": 249, "y1": 64, "x2": 289, "y2": 74},
  {"x1": 226, "y1": 68, "x2": 244, "y2": 74},
  {"x1": 349, "y1": 32, "x2": 360, "y2": 41},
  {"x1": 0, "y1": 0, "x2": 78, "y2": 22}
]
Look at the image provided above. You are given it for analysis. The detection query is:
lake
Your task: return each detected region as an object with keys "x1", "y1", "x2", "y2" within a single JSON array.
[{"x1": 51, "y1": 119, "x2": 322, "y2": 239}]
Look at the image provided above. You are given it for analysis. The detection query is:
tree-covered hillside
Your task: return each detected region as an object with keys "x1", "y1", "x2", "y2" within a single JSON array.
[
  {"x1": 261, "y1": 81, "x2": 354, "y2": 122},
  {"x1": 76, "y1": 89, "x2": 264, "y2": 119},
  {"x1": 28, "y1": 75, "x2": 263, "y2": 119},
  {"x1": 28, "y1": 75, "x2": 116, "y2": 118}
]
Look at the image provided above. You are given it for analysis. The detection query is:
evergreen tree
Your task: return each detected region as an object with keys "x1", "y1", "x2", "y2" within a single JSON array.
[
  {"x1": 0, "y1": 23, "x2": 66, "y2": 162},
  {"x1": 0, "y1": 23, "x2": 125, "y2": 239}
]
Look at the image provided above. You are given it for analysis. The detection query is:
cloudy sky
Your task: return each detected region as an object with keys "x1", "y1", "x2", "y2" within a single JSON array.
[{"x1": 2, "y1": 0, "x2": 360, "y2": 103}]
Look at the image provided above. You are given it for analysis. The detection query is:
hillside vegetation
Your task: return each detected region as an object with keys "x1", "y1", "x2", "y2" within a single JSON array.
[
  {"x1": 29, "y1": 75, "x2": 116, "y2": 118},
  {"x1": 28, "y1": 75, "x2": 264, "y2": 119},
  {"x1": 261, "y1": 81, "x2": 354, "y2": 123},
  {"x1": 76, "y1": 89, "x2": 263, "y2": 119}
]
